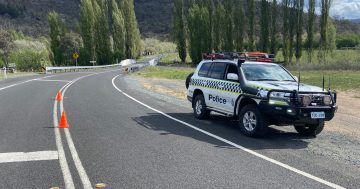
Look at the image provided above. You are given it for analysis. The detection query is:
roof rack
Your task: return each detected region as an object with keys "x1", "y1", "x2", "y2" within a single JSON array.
[{"x1": 202, "y1": 52, "x2": 275, "y2": 63}]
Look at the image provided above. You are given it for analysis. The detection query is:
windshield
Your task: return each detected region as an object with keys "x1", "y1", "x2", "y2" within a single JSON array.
[{"x1": 242, "y1": 64, "x2": 295, "y2": 81}]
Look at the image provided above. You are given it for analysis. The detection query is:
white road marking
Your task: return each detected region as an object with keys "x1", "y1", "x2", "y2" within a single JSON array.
[
  {"x1": 60, "y1": 73, "x2": 97, "y2": 189},
  {"x1": 0, "y1": 75, "x2": 57, "y2": 91},
  {"x1": 111, "y1": 75, "x2": 346, "y2": 189},
  {"x1": 53, "y1": 82, "x2": 75, "y2": 189},
  {"x1": 0, "y1": 151, "x2": 58, "y2": 163}
]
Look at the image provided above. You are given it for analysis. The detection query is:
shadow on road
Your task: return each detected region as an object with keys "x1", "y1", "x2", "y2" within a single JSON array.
[{"x1": 132, "y1": 112, "x2": 311, "y2": 151}]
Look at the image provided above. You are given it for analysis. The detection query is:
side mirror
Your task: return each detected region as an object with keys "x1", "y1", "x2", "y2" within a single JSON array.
[
  {"x1": 227, "y1": 73, "x2": 239, "y2": 81},
  {"x1": 294, "y1": 76, "x2": 299, "y2": 82}
]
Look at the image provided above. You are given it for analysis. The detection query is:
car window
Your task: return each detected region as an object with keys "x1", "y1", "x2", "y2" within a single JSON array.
[
  {"x1": 198, "y1": 62, "x2": 212, "y2": 77},
  {"x1": 209, "y1": 62, "x2": 226, "y2": 80},
  {"x1": 225, "y1": 64, "x2": 239, "y2": 81}
]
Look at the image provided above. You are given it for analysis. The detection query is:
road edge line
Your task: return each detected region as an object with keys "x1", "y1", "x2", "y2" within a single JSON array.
[{"x1": 111, "y1": 74, "x2": 345, "y2": 189}]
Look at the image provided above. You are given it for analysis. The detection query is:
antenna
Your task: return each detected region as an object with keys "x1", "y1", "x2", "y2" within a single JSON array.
[
  {"x1": 297, "y1": 72, "x2": 301, "y2": 92},
  {"x1": 328, "y1": 76, "x2": 331, "y2": 91},
  {"x1": 322, "y1": 75, "x2": 325, "y2": 91}
]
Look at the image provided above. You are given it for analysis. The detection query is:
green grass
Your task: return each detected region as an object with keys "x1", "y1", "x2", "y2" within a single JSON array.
[
  {"x1": 135, "y1": 66, "x2": 360, "y2": 91},
  {"x1": 134, "y1": 66, "x2": 194, "y2": 80},
  {"x1": 292, "y1": 70, "x2": 360, "y2": 91},
  {"x1": 277, "y1": 49, "x2": 360, "y2": 70}
]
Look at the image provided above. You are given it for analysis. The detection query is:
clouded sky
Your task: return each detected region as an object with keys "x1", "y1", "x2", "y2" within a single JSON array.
[{"x1": 330, "y1": 0, "x2": 360, "y2": 19}]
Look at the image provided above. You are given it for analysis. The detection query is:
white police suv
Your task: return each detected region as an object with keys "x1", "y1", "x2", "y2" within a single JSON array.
[{"x1": 186, "y1": 56, "x2": 337, "y2": 137}]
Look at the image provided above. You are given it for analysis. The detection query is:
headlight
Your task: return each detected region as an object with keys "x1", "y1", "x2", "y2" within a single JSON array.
[
  {"x1": 269, "y1": 92, "x2": 291, "y2": 99},
  {"x1": 259, "y1": 90, "x2": 269, "y2": 98},
  {"x1": 302, "y1": 95, "x2": 312, "y2": 107},
  {"x1": 323, "y1": 96, "x2": 332, "y2": 105}
]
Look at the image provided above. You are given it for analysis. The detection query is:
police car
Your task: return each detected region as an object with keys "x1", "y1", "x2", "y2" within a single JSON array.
[{"x1": 186, "y1": 54, "x2": 337, "y2": 137}]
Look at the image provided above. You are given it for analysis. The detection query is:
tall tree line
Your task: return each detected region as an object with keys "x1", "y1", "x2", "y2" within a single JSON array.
[
  {"x1": 173, "y1": 0, "x2": 334, "y2": 65},
  {"x1": 48, "y1": 0, "x2": 141, "y2": 66}
]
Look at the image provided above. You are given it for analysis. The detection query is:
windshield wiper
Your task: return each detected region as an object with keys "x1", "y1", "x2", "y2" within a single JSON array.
[{"x1": 254, "y1": 79, "x2": 279, "y2": 81}]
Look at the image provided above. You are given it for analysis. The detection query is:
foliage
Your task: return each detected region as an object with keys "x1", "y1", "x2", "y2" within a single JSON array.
[
  {"x1": 135, "y1": 66, "x2": 194, "y2": 80},
  {"x1": 270, "y1": 0, "x2": 277, "y2": 55},
  {"x1": 173, "y1": 0, "x2": 187, "y2": 63},
  {"x1": 306, "y1": 0, "x2": 316, "y2": 63},
  {"x1": 9, "y1": 39, "x2": 51, "y2": 71},
  {"x1": 0, "y1": 29, "x2": 14, "y2": 67},
  {"x1": 59, "y1": 32, "x2": 83, "y2": 66},
  {"x1": 48, "y1": 11, "x2": 66, "y2": 66},
  {"x1": 282, "y1": 0, "x2": 290, "y2": 64},
  {"x1": 260, "y1": 0, "x2": 270, "y2": 52},
  {"x1": 295, "y1": 0, "x2": 304, "y2": 64},
  {"x1": 187, "y1": 4, "x2": 211, "y2": 65},
  {"x1": 233, "y1": 0, "x2": 245, "y2": 52},
  {"x1": 93, "y1": 0, "x2": 112, "y2": 65},
  {"x1": 336, "y1": 33, "x2": 360, "y2": 48},
  {"x1": 213, "y1": 2, "x2": 226, "y2": 52},
  {"x1": 79, "y1": 0, "x2": 96, "y2": 64},
  {"x1": 247, "y1": 0, "x2": 255, "y2": 51},
  {"x1": 111, "y1": 0, "x2": 126, "y2": 61},
  {"x1": 123, "y1": 0, "x2": 142, "y2": 59}
]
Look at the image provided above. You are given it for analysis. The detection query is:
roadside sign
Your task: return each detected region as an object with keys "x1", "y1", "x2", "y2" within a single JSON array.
[{"x1": 73, "y1": 52, "x2": 79, "y2": 60}]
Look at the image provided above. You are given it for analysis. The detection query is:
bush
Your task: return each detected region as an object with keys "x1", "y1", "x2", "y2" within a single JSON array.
[{"x1": 10, "y1": 49, "x2": 50, "y2": 71}]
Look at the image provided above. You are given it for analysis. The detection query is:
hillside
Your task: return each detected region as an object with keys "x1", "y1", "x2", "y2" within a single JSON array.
[
  {"x1": 0, "y1": 0, "x2": 360, "y2": 39},
  {"x1": 0, "y1": 0, "x2": 173, "y2": 38}
]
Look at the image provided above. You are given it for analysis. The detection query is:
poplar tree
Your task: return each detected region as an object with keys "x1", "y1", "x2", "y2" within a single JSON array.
[
  {"x1": 48, "y1": 11, "x2": 65, "y2": 66},
  {"x1": 93, "y1": 0, "x2": 112, "y2": 65},
  {"x1": 173, "y1": 0, "x2": 187, "y2": 63},
  {"x1": 223, "y1": 0, "x2": 234, "y2": 51},
  {"x1": 270, "y1": 0, "x2": 277, "y2": 55},
  {"x1": 213, "y1": 2, "x2": 226, "y2": 52},
  {"x1": 188, "y1": 4, "x2": 211, "y2": 64},
  {"x1": 111, "y1": 0, "x2": 126, "y2": 60},
  {"x1": 80, "y1": 0, "x2": 96, "y2": 64},
  {"x1": 260, "y1": 0, "x2": 270, "y2": 52},
  {"x1": 288, "y1": 0, "x2": 296, "y2": 64},
  {"x1": 282, "y1": 0, "x2": 290, "y2": 63},
  {"x1": 306, "y1": 0, "x2": 315, "y2": 63},
  {"x1": 233, "y1": 0, "x2": 246, "y2": 52},
  {"x1": 295, "y1": 0, "x2": 304, "y2": 65},
  {"x1": 247, "y1": 0, "x2": 255, "y2": 51},
  {"x1": 123, "y1": 0, "x2": 142, "y2": 59}
]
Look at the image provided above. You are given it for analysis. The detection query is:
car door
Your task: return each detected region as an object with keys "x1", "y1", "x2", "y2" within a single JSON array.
[
  {"x1": 206, "y1": 62, "x2": 228, "y2": 111},
  {"x1": 222, "y1": 64, "x2": 242, "y2": 114}
]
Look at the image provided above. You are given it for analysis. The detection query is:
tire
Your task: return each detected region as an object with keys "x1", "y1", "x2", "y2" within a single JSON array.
[
  {"x1": 294, "y1": 121, "x2": 325, "y2": 137},
  {"x1": 238, "y1": 104, "x2": 269, "y2": 137},
  {"x1": 193, "y1": 94, "x2": 210, "y2": 119},
  {"x1": 185, "y1": 72, "x2": 194, "y2": 89}
]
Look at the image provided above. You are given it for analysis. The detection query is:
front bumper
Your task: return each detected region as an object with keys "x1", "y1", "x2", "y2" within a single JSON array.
[
  {"x1": 260, "y1": 89, "x2": 338, "y2": 124},
  {"x1": 259, "y1": 102, "x2": 337, "y2": 124}
]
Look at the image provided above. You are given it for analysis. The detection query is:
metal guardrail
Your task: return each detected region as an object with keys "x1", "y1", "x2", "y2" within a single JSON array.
[
  {"x1": 45, "y1": 63, "x2": 122, "y2": 74},
  {"x1": 45, "y1": 57, "x2": 160, "y2": 74}
]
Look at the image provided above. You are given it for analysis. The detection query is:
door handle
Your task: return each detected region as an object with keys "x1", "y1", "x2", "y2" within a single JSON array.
[
  {"x1": 218, "y1": 85, "x2": 224, "y2": 88},
  {"x1": 202, "y1": 81, "x2": 207, "y2": 85}
]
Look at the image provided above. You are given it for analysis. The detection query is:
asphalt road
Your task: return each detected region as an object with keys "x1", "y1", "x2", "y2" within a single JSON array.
[{"x1": 0, "y1": 68, "x2": 359, "y2": 189}]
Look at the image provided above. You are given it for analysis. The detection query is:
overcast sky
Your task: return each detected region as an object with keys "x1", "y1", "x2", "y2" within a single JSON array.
[{"x1": 330, "y1": 0, "x2": 360, "y2": 19}]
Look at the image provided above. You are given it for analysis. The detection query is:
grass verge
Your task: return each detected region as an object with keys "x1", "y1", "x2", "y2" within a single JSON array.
[
  {"x1": 0, "y1": 72, "x2": 38, "y2": 81},
  {"x1": 135, "y1": 66, "x2": 360, "y2": 91}
]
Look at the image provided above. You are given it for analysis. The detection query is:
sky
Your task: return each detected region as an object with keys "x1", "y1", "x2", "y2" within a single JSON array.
[{"x1": 330, "y1": 0, "x2": 360, "y2": 19}]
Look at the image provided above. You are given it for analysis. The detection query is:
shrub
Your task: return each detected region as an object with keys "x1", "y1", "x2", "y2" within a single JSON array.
[{"x1": 10, "y1": 49, "x2": 50, "y2": 71}]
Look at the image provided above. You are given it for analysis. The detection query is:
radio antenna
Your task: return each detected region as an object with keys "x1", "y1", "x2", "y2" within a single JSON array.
[{"x1": 322, "y1": 75, "x2": 325, "y2": 91}]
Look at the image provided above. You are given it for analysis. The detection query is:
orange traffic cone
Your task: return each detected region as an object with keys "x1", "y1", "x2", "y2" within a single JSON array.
[
  {"x1": 56, "y1": 91, "x2": 62, "y2": 101},
  {"x1": 58, "y1": 111, "x2": 69, "y2": 128}
]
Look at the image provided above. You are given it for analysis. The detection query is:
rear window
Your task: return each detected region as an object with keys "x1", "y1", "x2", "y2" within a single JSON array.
[
  {"x1": 198, "y1": 63, "x2": 212, "y2": 77},
  {"x1": 209, "y1": 62, "x2": 226, "y2": 80}
]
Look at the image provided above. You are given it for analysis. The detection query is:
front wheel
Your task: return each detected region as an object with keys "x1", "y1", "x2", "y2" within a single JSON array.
[
  {"x1": 193, "y1": 94, "x2": 210, "y2": 119},
  {"x1": 294, "y1": 121, "x2": 325, "y2": 137},
  {"x1": 238, "y1": 104, "x2": 269, "y2": 137}
]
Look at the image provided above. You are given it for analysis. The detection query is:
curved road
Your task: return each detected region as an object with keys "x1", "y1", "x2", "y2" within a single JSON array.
[{"x1": 0, "y1": 69, "x2": 359, "y2": 188}]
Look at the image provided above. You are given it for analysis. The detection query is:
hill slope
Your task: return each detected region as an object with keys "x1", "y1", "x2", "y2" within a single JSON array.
[{"x1": 0, "y1": 0, "x2": 359, "y2": 39}]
